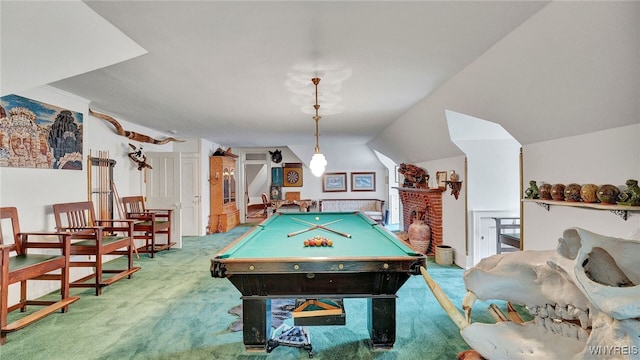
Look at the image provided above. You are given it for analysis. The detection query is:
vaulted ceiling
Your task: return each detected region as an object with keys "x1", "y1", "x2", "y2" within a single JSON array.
[
  {"x1": 1, "y1": 1, "x2": 546, "y2": 146},
  {"x1": 3, "y1": 1, "x2": 638, "y2": 164}
]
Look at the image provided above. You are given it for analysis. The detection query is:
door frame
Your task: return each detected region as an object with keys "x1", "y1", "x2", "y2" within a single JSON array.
[{"x1": 237, "y1": 150, "x2": 271, "y2": 222}]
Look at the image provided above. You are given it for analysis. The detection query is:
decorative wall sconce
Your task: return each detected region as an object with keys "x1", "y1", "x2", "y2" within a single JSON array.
[{"x1": 445, "y1": 180, "x2": 463, "y2": 200}]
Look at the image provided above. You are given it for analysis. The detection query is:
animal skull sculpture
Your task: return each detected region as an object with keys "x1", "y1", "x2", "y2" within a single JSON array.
[{"x1": 423, "y1": 228, "x2": 640, "y2": 359}]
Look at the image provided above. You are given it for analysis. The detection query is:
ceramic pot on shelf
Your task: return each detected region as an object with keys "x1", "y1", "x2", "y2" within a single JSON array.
[
  {"x1": 539, "y1": 183, "x2": 553, "y2": 200},
  {"x1": 580, "y1": 184, "x2": 600, "y2": 203},
  {"x1": 408, "y1": 219, "x2": 431, "y2": 254},
  {"x1": 597, "y1": 184, "x2": 620, "y2": 204},
  {"x1": 564, "y1": 183, "x2": 582, "y2": 202},
  {"x1": 551, "y1": 184, "x2": 566, "y2": 201}
]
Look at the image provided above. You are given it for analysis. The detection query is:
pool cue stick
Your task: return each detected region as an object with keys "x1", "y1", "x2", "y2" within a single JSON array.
[
  {"x1": 291, "y1": 217, "x2": 350, "y2": 238},
  {"x1": 99, "y1": 151, "x2": 105, "y2": 219},
  {"x1": 287, "y1": 219, "x2": 342, "y2": 237},
  {"x1": 112, "y1": 181, "x2": 124, "y2": 220},
  {"x1": 287, "y1": 225, "x2": 320, "y2": 237},
  {"x1": 102, "y1": 151, "x2": 108, "y2": 219},
  {"x1": 112, "y1": 181, "x2": 139, "y2": 258},
  {"x1": 291, "y1": 217, "x2": 342, "y2": 226},
  {"x1": 315, "y1": 224, "x2": 351, "y2": 238},
  {"x1": 87, "y1": 152, "x2": 92, "y2": 201},
  {"x1": 103, "y1": 151, "x2": 109, "y2": 219}
]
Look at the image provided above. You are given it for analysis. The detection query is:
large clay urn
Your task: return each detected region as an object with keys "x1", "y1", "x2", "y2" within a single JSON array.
[{"x1": 408, "y1": 219, "x2": 431, "y2": 254}]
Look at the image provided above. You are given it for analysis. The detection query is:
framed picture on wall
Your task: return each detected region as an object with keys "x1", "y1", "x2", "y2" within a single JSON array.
[
  {"x1": 436, "y1": 171, "x2": 447, "y2": 189},
  {"x1": 351, "y1": 172, "x2": 376, "y2": 191},
  {"x1": 322, "y1": 172, "x2": 347, "y2": 192}
]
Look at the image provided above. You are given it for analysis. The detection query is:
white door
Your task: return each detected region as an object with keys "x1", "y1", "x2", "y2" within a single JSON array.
[
  {"x1": 145, "y1": 152, "x2": 182, "y2": 248},
  {"x1": 477, "y1": 217, "x2": 497, "y2": 262},
  {"x1": 181, "y1": 153, "x2": 201, "y2": 236}
]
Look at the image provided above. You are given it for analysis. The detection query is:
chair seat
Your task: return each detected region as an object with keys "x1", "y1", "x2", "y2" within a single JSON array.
[
  {"x1": 9, "y1": 254, "x2": 62, "y2": 272},
  {"x1": 135, "y1": 220, "x2": 170, "y2": 228},
  {"x1": 71, "y1": 236, "x2": 130, "y2": 247}
]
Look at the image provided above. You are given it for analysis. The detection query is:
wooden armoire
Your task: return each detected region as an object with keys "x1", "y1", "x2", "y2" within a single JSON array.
[{"x1": 208, "y1": 154, "x2": 240, "y2": 233}]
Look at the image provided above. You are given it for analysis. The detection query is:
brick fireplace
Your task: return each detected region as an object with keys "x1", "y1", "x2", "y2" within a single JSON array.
[{"x1": 397, "y1": 187, "x2": 443, "y2": 255}]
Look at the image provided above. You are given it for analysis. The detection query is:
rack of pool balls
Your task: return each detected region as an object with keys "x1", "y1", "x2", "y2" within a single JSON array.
[{"x1": 304, "y1": 235, "x2": 333, "y2": 247}]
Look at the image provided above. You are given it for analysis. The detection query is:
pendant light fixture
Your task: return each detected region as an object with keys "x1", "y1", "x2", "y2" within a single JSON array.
[{"x1": 309, "y1": 77, "x2": 327, "y2": 177}]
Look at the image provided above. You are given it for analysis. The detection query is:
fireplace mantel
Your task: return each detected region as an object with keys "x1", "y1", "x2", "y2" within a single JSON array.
[
  {"x1": 393, "y1": 187, "x2": 444, "y2": 194},
  {"x1": 395, "y1": 187, "x2": 443, "y2": 255}
]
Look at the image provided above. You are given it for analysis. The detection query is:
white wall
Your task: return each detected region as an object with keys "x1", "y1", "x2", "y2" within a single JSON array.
[
  {"x1": 288, "y1": 142, "x2": 387, "y2": 202},
  {"x1": 463, "y1": 139, "x2": 520, "y2": 212},
  {"x1": 522, "y1": 124, "x2": 640, "y2": 251}
]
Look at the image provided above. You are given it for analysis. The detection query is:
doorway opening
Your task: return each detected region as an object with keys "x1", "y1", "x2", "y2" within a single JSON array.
[
  {"x1": 446, "y1": 110, "x2": 521, "y2": 266},
  {"x1": 373, "y1": 150, "x2": 401, "y2": 231},
  {"x1": 244, "y1": 156, "x2": 270, "y2": 223}
]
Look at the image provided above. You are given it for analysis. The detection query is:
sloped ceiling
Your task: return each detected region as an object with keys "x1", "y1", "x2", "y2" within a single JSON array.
[
  {"x1": 2, "y1": 2, "x2": 637, "y2": 165},
  {"x1": 0, "y1": 1, "x2": 146, "y2": 96},
  {"x1": 3, "y1": 1, "x2": 549, "y2": 157},
  {"x1": 370, "y1": 1, "x2": 639, "y2": 163}
]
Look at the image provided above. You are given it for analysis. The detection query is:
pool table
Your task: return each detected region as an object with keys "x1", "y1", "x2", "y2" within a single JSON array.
[{"x1": 211, "y1": 211, "x2": 426, "y2": 351}]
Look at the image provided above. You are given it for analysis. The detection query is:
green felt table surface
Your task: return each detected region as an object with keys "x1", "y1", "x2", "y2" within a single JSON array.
[{"x1": 219, "y1": 212, "x2": 417, "y2": 259}]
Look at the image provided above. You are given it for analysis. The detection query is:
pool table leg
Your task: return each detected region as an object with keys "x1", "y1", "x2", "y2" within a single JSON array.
[
  {"x1": 242, "y1": 297, "x2": 271, "y2": 351},
  {"x1": 367, "y1": 296, "x2": 396, "y2": 349}
]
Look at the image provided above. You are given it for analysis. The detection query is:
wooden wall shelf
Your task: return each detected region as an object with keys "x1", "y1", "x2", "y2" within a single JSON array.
[{"x1": 522, "y1": 199, "x2": 640, "y2": 221}]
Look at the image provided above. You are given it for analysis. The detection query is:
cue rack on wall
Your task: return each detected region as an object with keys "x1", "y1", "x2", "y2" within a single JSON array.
[{"x1": 87, "y1": 150, "x2": 116, "y2": 220}]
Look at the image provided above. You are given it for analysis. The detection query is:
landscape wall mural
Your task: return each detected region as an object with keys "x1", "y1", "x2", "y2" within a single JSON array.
[{"x1": 0, "y1": 94, "x2": 83, "y2": 170}]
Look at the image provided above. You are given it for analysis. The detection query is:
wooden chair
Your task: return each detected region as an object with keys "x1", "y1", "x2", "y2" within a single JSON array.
[
  {"x1": 0, "y1": 207, "x2": 80, "y2": 345},
  {"x1": 121, "y1": 196, "x2": 175, "y2": 258},
  {"x1": 261, "y1": 193, "x2": 270, "y2": 218},
  {"x1": 52, "y1": 201, "x2": 140, "y2": 296}
]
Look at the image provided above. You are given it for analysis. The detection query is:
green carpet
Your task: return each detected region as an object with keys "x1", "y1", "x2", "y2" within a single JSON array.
[{"x1": 0, "y1": 224, "x2": 499, "y2": 359}]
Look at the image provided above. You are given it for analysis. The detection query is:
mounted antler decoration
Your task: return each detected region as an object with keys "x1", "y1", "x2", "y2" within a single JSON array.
[
  {"x1": 128, "y1": 143, "x2": 152, "y2": 171},
  {"x1": 89, "y1": 108, "x2": 184, "y2": 145}
]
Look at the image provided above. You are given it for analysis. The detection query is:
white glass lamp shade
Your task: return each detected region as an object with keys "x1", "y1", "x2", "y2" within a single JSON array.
[{"x1": 309, "y1": 153, "x2": 327, "y2": 177}]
